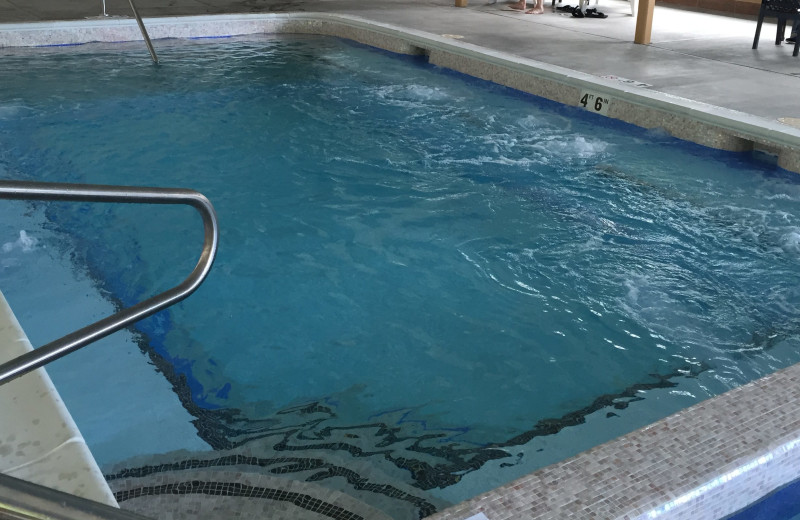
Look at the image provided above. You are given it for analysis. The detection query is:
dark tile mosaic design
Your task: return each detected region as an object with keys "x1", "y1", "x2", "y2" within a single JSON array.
[
  {"x1": 115, "y1": 480, "x2": 365, "y2": 520},
  {"x1": 107, "y1": 327, "x2": 708, "y2": 520},
  {"x1": 107, "y1": 453, "x2": 439, "y2": 517},
  {"x1": 158, "y1": 364, "x2": 707, "y2": 489}
]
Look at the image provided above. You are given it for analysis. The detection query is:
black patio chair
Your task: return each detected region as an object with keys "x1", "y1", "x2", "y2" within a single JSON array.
[{"x1": 752, "y1": 0, "x2": 800, "y2": 57}]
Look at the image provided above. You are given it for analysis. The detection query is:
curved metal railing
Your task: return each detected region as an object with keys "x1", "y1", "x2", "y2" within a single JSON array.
[{"x1": 0, "y1": 180, "x2": 218, "y2": 386}]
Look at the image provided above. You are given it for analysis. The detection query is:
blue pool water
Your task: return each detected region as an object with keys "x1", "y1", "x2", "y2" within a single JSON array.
[{"x1": 2, "y1": 34, "x2": 800, "y2": 517}]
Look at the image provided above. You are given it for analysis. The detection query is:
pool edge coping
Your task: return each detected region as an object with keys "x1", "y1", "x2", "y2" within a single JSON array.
[
  {"x1": 0, "y1": 290, "x2": 118, "y2": 508},
  {"x1": 2, "y1": 12, "x2": 800, "y2": 520}
]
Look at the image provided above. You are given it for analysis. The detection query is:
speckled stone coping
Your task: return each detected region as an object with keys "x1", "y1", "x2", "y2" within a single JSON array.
[
  {"x1": 429, "y1": 361, "x2": 800, "y2": 520},
  {"x1": 0, "y1": 291, "x2": 117, "y2": 507},
  {"x1": 3, "y1": 13, "x2": 800, "y2": 520}
]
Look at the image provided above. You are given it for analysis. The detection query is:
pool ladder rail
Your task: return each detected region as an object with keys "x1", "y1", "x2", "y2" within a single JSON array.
[
  {"x1": 128, "y1": 0, "x2": 158, "y2": 64},
  {"x1": 101, "y1": 0, "x2": 158, "y2": 63},
  {"x1": 0, "y1": 180, "x2": 219, "y2": 386},
  {"x1": 0, "y1": 472, "x2": 151, "y2": 520}
]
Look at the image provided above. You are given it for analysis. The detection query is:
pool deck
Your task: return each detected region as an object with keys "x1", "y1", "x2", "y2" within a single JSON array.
[{"x1": 3, "y1": 2, "x2": 800, "y2": 520}]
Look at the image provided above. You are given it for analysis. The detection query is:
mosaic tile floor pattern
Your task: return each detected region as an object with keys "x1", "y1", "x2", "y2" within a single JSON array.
[
  {"x1": 109, "y1": 467, "x2": 391, "y2": 520},
  {"x1": 103, "y1": 357, "x2": 707, "y2": 520},
  {"x1": 105, "y1": 445, "x2": 447, "y2": 520}
]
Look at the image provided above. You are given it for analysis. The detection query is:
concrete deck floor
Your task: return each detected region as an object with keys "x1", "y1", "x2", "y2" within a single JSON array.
[{"x1": 1, "y1": 0, "x2": 799, "y2": 127}]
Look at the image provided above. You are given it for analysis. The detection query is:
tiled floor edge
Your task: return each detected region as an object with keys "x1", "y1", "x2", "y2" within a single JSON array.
[
  {"x1": 425, "y1": 362, "x2": 800, "y2": 520},
  {"x1": 1, "y1": 13, "x2": 799, "y2": 172},
  {"x1": 0, "y1": 290, "x2": 118, "y2": 507}
]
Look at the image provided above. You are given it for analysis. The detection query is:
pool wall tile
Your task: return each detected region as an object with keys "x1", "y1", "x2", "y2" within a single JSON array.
[
  {"x1": 0, "y1": 290, "x2": 117, "y2": 506},
  {"x1": 778, "y1": 146, "x2": 800, "y2": 172}
]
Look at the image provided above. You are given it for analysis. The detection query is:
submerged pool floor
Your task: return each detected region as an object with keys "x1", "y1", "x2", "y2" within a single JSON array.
[{"x1": 2, "y1": 34, "x2": 800, "y2": 519}]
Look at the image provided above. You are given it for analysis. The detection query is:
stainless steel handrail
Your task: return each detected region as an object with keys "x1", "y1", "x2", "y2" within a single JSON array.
[
  {"x1": 0, "y1": 180, "x2": 218, "y2": 386},
  {"x1": 128, "y1": 0, "x2": 158, "y2": 64},
  {"x1": 0, "y1": 472, "x2": 151, "y2": 520}
]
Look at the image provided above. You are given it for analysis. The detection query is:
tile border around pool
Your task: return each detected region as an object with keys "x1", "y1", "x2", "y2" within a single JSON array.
[
  {"x1": 3, "y1": 12, "x2": 800, "y2": 520},
  {"x1": 426, "y1": 361, "x2": 800, "y2": 520}
]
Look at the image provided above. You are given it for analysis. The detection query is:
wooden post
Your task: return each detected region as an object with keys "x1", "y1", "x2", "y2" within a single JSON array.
[
  {"x1": 455, "y1": 0, "x2": 468, "y2": 6},
  {"x1": 634, "y1": 0, "x2": 655, "y2": 44}
]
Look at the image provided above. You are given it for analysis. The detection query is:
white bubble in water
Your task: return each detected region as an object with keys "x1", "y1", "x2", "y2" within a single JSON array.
[
  {"x1": 782, "y1": 229, "x2": 800, "y2": 253},
  {"x1": 2, "y1": 230, "x2": 38, "y2": 253},
  {"x1": 18, "y1": 230, "x2": 37, "y2": 251},
  {"x1": 573, "y1": 136, "x2": 607, "y2": 157}
]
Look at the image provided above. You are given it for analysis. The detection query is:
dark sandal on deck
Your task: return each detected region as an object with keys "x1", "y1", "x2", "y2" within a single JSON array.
[
  {"x1": 585, "y1": 7, "x2": 607, "y2": 17},
  {"x1": 571, "y1": 7, "x2": 585, "y2": 16}
]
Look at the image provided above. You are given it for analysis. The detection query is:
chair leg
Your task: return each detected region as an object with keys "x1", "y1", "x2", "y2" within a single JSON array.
[
  {"x1": 794, "y1": 39, "x2": 799, "y2": 56},
  {"x1": 776, "y1": 18, "x2": 786, "y2": 45},
  {"x1": 753, "y1": 13, "x2": 765, "y2": 49}
]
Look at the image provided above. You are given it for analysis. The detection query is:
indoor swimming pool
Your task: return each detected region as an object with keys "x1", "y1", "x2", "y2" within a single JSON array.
[{"x1": 1, "y1": 34, "x2": 800, "y2": 519}]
